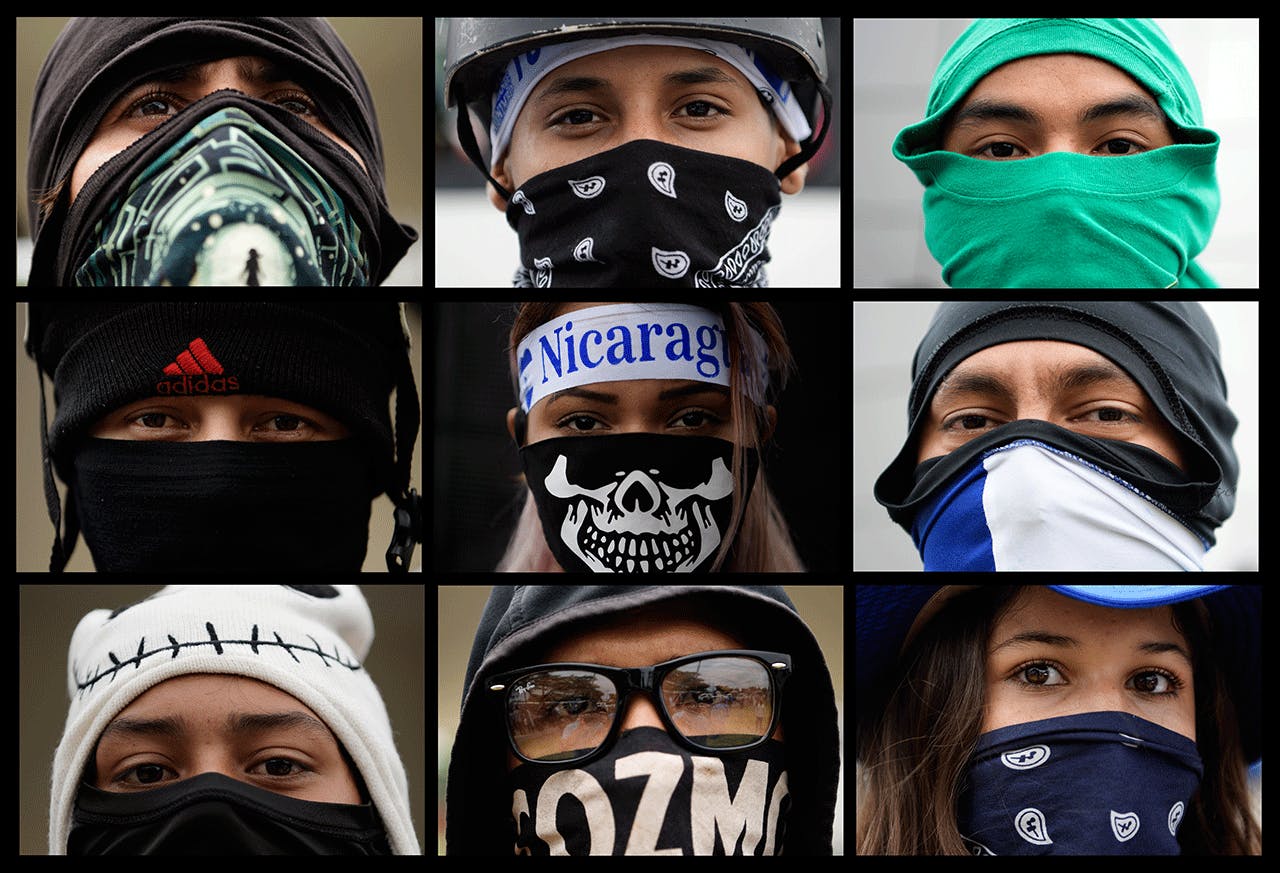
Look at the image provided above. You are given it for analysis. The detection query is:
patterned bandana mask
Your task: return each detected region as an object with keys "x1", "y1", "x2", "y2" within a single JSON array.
[
  {"x1": 957, "y1": 711, "x2": 1203, "y2": 855},
  {"x1": 506, "y1": 139, "x2": 781, "y2": 287},
  {"x1": 74, "y1": 107, "x2": 367, "y2": 286}
]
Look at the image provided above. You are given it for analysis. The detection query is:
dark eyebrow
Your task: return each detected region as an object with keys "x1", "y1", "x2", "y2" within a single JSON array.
[
  {"x1": 533, "y1": 75, "x2": 610, "y2": 106},
  {"x1": 150, "y1": 57, "x2": 295, "y2": 86},
  {"x1": 663, "y1": 66, "x2": 738, "y2": 87},
  {"x1": 657, "y1": 383, "x2": 730, "y2": 401},
  {"x1": 546, "y1": 386, "x2": 618, "y2": 406},
  {"x1": 950, "y1": 94, "x2": 1165, "y2": 130},
  {"x1": 932, "y1": 361, "x2": 1138, "y2": 409},
  {"x1": 1079, "y1": 94, "x2": 1164, "y2": 124},
  {"x1": 99, "y1": 711, "x2": 333, "y2": 745},
  {"x1": 950, "y1": 98, "x2": 1044, "y2": 128},
  {"x1": 991, "y1": 631, "x2": 1192, "y2": 668},
  {"x1": 990, "y1": 631, "x2": 1079, "y2": 655},
  {"x1": 98, "y1": 714, "x2": 189, "y2": 743},
  {"x1": 227, "y1": 710, "x2": 334, "y2": 742}
]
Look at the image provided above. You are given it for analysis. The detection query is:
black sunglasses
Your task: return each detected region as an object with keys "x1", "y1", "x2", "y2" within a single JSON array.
[{"x1": 487, "y1": 649, "x2": 790, "y2": 765}]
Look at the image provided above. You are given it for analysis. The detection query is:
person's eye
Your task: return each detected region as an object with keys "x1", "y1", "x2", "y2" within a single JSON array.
[
  {"x1": 126, "y1": 410, "x2": 187, "y2": 437},
  {"x1": 264, "y1": 89, "x2": 318, "y2": 117},
  {"x1": 1072, "y1": 406, "x2": 1141, "y2": 426},
  {"x1": 975, "y1": 141, "x2": 1027, "y2": 160},
  {"x1": 113, "y1": 761, "x2": 178, "y2": 788},
  {"x1": 555, "y1": 413, "x2": 608, "y2": 433},
  {"x1": 1128, "y1": 668, "x2": 1184, "y2": 697},
  {"x1": 122, "y1": 90, "x2": 184, "y2": 121},
  {"x1": 249, "y1": 756, "x2": 310, "y2": 779},
  {"x1": 1094, "y1": 138, "x2": 1148, "y2": 156},
  {"x1": 674, "y1": 99, "x2": 727, "y2": 120},
  {"x1": 550, "y1": 107, "x2": 604, "y2": 128},
  {"x1": 667, "y1": 408, "x2": 722, "y2": 430},
  {"x1": 941, "y1": 411, "x2": 1004, "y2": 432},
  {"x1": 1008, "y1": 660, "x2": 1067, "y2": 688}
]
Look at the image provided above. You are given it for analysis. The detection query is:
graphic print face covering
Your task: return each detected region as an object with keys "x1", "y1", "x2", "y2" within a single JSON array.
[
  {"x1": 519, "y1": 433, "x2": 757, "y2": 573},
  {"x1": 74, "y1": 107, "x2": 367, "y2": 286},
  {"x1": 506, "y1": 139, "x2": 781, "y2": 287},
  {"x1": 957, "y1": 711, "x2": 1203, "y2": 855},
  {"x1": 508, "y1": 727, "x2": 789, "y2": 855}
]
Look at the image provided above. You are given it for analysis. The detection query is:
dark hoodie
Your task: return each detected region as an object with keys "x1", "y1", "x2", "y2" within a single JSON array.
[{"x1": 446, "y1": 585, "x2": 840, "y2": 855}]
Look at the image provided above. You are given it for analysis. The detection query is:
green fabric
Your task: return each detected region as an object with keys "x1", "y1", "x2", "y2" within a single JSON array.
[{"x1": 892, "y1": 18, "x2": 1220, "y2": 288}]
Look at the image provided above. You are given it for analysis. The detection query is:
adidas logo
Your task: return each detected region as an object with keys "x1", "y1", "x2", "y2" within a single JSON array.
[{"x1": 156, "y1": 337, "x2": 239, "y2": 395}]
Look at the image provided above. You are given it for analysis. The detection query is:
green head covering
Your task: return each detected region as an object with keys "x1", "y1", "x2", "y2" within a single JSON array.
[{"x1": 893, "y1": 19, "x2": 1220, "y2": 289}]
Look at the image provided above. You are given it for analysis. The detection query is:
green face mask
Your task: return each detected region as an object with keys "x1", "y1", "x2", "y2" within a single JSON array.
[
  {"x1": 899, "y1": 139, "x2": 1219, "y2": 288},
  {"x1": 893, "y1": 18, "x2": 1221, "y2": 288}
]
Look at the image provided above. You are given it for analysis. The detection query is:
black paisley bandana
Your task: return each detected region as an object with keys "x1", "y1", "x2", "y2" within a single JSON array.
[
  {"x1": 74, "y1": 107, "x2": 367, "y2": 286},
  {"x1": 506, "y1": 139, "x2": 781, "y2": 287}
]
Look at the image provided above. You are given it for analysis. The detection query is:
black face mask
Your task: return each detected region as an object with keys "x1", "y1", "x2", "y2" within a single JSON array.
[
  {"x1": 519, "y1": 433, "x2": 757, "y2": 573},
  {"x1": 69, "y1": 772, "x2": 390, "y2": 855},
  {"x1": 508, "y1": 727, "x2": 789, "y2": 856},
  {"x1": 70, "y1": 438, "x2": 376, "y2": 572},
  {"x1": 506, "y1": 139, "x2": 781, "y2": 287}
]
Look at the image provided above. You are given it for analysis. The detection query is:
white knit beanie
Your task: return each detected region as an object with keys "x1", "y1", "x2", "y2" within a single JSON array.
[{"x1": 48, "y1": 585, "x2": 420, "y2": 855}]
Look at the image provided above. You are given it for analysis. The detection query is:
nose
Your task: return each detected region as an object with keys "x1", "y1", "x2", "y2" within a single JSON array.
[
  {"x1": 617, "y1": 692, "x2": 666, "y2": 732},
  {"x1": 616, "y1": 470, "x2": 660, "y2": 513}
]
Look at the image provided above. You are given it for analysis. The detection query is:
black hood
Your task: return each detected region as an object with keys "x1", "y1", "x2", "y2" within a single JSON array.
[
  {"x1": 445, "y1": 585, "x2": 840, "y2": 855},
  {"x1": 26, "y1": 17, "x2": 416, "y2": 285},
  {"x1": 874, "y1": 301, "x2": 1239, "y2": 545}
]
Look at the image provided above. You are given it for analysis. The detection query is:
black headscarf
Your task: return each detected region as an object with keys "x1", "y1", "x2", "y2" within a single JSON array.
[
  {"x1": 27, "y1": 17, "x2": 417, "y2": 285},
  {"x1": 874, "y1": 301, "x2": 1239, "y2": 545}
]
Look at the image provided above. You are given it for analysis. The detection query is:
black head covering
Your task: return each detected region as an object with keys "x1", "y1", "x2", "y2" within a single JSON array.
[
  {"x1": 874, "y1": 301, "x2": 1239, "y2": 545},
  {"x1": 27, "y1": 17, "x2": 417, "y2": 285}
]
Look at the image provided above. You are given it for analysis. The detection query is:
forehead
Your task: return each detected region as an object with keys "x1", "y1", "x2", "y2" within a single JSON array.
[
  {"x1": 957, "y1": 52, "x2": 1155, "y2": 112},
  {"x1": 934, "y1": 340, "x2": 1141, "y2": 397},
  {"x1": 529, "y1": 44, "x2": 754, "y2": 99}
]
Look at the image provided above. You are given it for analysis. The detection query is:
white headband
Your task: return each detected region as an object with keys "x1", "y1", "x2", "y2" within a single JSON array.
[
  {"x1": 489, "y1": 35, "x2": 813, "y2": 171},
  {"x1": 517, "y1": 303, "x2": 768, "y2": 413}
]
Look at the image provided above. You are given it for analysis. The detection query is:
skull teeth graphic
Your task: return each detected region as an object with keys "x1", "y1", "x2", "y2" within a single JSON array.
[
  {"x1": 579, "y1": 518, "x2": 703, "y2": 573},
  {"x1": 543, "y1": 453, "x2": 735, "y2": 573}
]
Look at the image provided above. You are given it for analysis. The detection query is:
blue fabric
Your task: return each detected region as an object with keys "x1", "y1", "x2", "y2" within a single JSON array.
[
  {"x1": 957, "y1": 711, "x2": 1202, "y2": 855},
  {"x1": 910, "y1": 457, "x2": 994, "y2": 571}
]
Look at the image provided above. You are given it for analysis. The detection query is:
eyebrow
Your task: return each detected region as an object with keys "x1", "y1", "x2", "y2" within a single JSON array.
[
  {"x1": 148, "y1": 57, "x2": 296, "y2": 87},
  {"x1": 99, "y1": 711, "x2": 333, "y2": 745},
  {"x1": 991, "y1": 630, "x2": 1192, "y2": 666},
  {"x1": 535, "y1": 66, "x2": 741, "y2": 107},
  {"x1": 950, "y1": 93, "x2": 1165, "y2": 129},
  {"x1": 545, "y1": 383, "x2": 730, "y2": 408},
  {"x1": 932, "y1": 360, "x2": 1137, "y2": 409}
]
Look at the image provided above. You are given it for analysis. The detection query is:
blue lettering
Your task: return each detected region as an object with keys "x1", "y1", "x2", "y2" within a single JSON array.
[
  {"x1": 605, "y1": 325, "x2": 635, "y2": 365},
  {"x1": 665, "y1": 322, "x2": 692, "y2": 363},
  {"x1": 564, "y1": 320, "x2": 577, "y2": 373},
  {"x1": 637, "y1": 323, "x2": 660, "y2": 362},
  {"x1": 538, "y1": 328, "x2": 564, "y2": 384},
  {"x1": 695, "y1": 325, "x2": 721, "y2": 378},
  {"x1": 580, "y1": 329, "x2": 604, "y2": 368}
]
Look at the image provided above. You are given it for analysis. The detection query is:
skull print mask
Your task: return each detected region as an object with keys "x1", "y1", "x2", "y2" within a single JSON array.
[{"x1": 519, "y1": 433, "x2": 757, "y2": 573}]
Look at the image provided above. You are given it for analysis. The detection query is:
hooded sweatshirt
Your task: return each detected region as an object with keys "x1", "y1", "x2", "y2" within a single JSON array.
[
  {"x1": 892, "y1": 18, "x2": 1220, "y2": 288},
  {"x1": 445, "y1": 585, "x2": 840, "y2": 855}
]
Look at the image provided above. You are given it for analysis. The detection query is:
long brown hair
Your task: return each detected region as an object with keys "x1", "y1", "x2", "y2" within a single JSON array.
[
  {"x1": 856, "y1": 586, "x2": 1261, "y2": 855},
  {"x1": 498, "y1": 301, "x2": 803, "y2": 572}
]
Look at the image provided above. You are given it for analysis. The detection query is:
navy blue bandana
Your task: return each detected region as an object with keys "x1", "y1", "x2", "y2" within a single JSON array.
[
  {"x1": 957, "y1": 711, "x2": 1202, "y2": 855},
  {"x1": 74, "y1": 107, "x2": 367, "y2": 286}
]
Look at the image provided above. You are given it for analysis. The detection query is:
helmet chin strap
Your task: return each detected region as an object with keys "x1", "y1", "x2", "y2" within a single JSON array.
[
  {"x1": 454, "y1": 86, "x2": 513, "y2": 202},
  {"x1": 775, "y1": 81, "x2": 832, "y2": 183}
]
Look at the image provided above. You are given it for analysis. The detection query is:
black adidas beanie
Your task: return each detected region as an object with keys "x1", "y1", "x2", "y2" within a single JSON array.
[{"x1": 26, "y1": 302, "x2": 414, "y2": 491}]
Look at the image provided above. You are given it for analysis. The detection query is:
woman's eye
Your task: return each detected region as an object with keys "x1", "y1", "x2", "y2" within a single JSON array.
[
  {"x1": 677, "y1": 100, "x2": 724, "y2": 119},
  {"x1": 1014, "y1": 662, "x2": 1066, "y2": 687},
  {"x1": 669, "y1": 409, "x2": 721, "y2": 430},
  {"x1": 559, "y1": 414, "x2": 605, "y2": 432}
]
